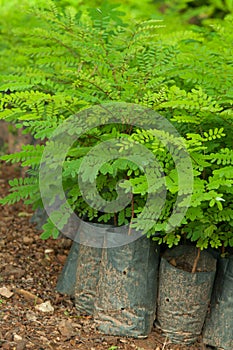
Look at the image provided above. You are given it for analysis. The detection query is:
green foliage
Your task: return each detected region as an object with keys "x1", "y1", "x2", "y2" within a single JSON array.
[
  {"x1": 0, "y1": 177, "x2": 39, "y2": 205},
  {"x1": 0, "y1": 1, "x2": 232, "y2": 252},
  {"x1": 155, "y1": 0, "x2": 233, "y2": 24},
  {"x1": 1, "y1": 144, "x2": 44, "y2": 167},
  {"x1": 107, "y1": 346, "x2": 118, "y2": 350}
]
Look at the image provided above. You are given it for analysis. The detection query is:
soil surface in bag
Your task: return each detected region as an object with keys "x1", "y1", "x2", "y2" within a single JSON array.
[
  {"x1": 156, "y1": 245, "x2": 216, "y2": 345},
  {"x1": 94, "y1": 236, "x2": 160, "y2": 338},
  {"x1": 203, "y1": 255, "x2": 233, "y2": 350}
]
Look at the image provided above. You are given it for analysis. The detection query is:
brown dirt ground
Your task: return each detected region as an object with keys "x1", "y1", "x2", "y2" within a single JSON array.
[{"x1": 0, "y1": 162, "x2": 215, "y2": 350}]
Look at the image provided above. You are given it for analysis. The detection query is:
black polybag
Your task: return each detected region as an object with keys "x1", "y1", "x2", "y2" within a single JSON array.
[
  {"x1": 94, "y1": 235, "x2": 160, "y2": 337},
  {"x1": 56, "y1": 221, "x2": 160, "y2": 337},
  {"x1": 203, "y1": 255, "x2": 233, "y2": 350},
  {"x1": 156, "y1": 246, "x2": 216, "y2": 344}
]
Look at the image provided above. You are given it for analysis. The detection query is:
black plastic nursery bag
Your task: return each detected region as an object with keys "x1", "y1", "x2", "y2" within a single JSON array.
[
  {"x1": 94, "y1": 235, "x2": 160, "y2": 338},
  {"x1": 156, "y1": 245, "x2": 216, "y2": 345},
  {"x1": 203, "y1": 255, "x2": 233, "y2": 350}
]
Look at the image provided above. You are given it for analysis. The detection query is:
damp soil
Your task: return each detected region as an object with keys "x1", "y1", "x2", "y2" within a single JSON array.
[
  {"x1": 0, "y1": 162, "x2": 215, "y2": 350},
  {"x1": 166, "y1": 248, "x2": 216, "y2": 274},
  {"x1": 168, "y1": 257, "x2": 194, "y2": 273}
]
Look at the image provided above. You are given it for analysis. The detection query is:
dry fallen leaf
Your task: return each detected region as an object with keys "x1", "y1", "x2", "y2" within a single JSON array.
[
  {"x1": 18, "y1": 212, "x2": 32, "y2": 217},
  {"x1": 0, "y1": 286, "x2": 14, "y2": 298},
  {"x1": 58, "y1": 319, "x2": 76, "y2": 339},
  {"x1": 169, "y1": 258, "x2": 177, "y2": 267}
]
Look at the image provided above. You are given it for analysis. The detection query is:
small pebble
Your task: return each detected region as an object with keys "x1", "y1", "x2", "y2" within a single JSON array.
[
  {"x1": 13, "y1": 334, "x2": 23, "y2": 342},
  {"x1": 35, "y1": 300, "x2": 54, "y2": 313}
]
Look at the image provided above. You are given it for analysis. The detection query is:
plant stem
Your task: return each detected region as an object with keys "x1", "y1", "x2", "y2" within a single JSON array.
[
  {"x1": 128, "y1": 196, "x2": 134, "y2": 235},
  {"x1": 221, "y1": 245, "x2": 225, "y2": 255},
  {"x1": 192, "y1": 247, "x2": 201, "y2": 273}
]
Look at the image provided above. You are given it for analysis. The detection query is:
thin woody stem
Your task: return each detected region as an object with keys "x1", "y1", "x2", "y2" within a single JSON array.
[{"x1": 192, "y1": 247, "x2": 201, "y2": 273}]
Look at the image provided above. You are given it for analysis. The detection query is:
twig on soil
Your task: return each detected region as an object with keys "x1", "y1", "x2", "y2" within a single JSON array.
[
  {"x1": 13, "y1": 288, "x2": 43, "y2": 304},
  {"x1": 162, "y1": 335, "x2": 168, "y2": 350}
]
